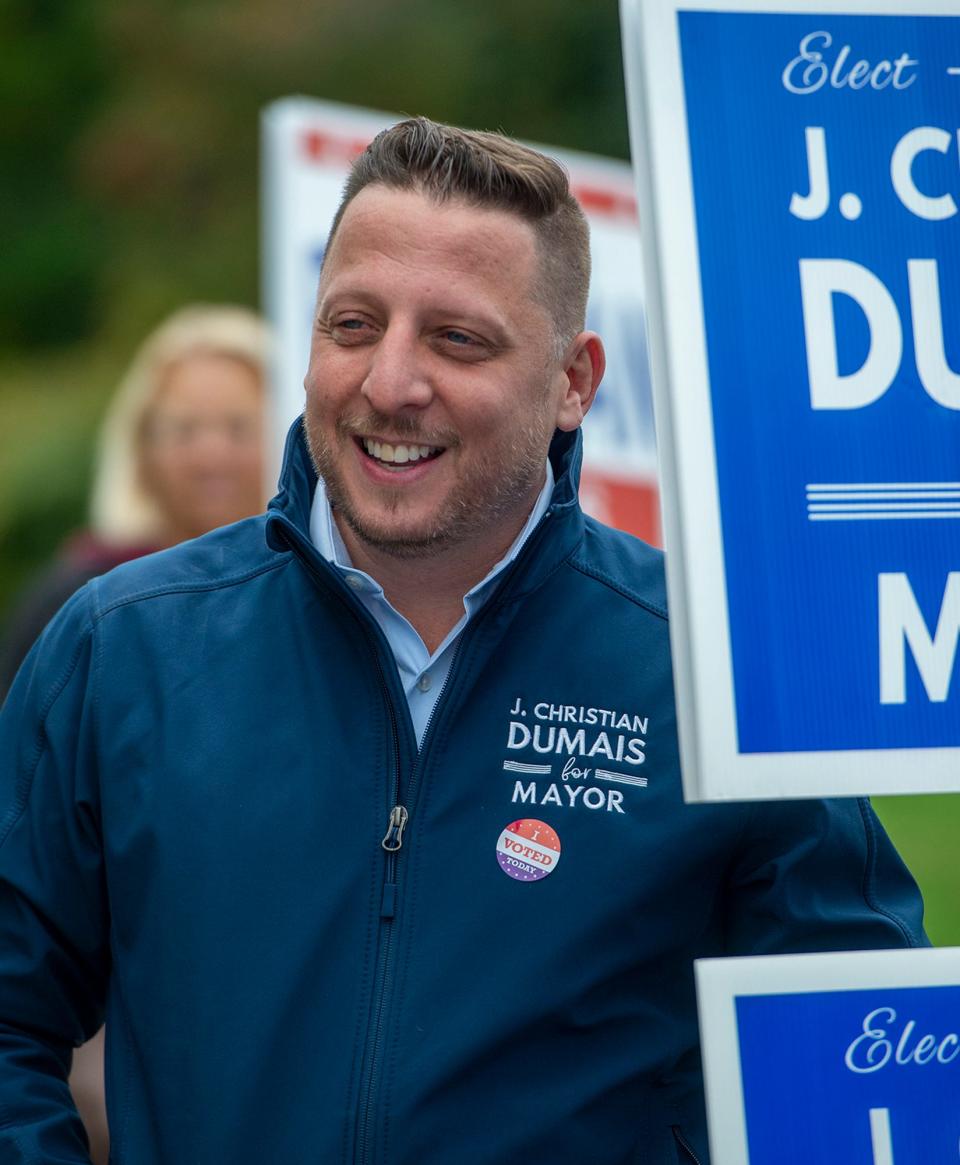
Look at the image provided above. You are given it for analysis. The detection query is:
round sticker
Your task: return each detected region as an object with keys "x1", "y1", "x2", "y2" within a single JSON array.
[{"x1": 496, "y1": 818, "x2": 561, "y2": 882}]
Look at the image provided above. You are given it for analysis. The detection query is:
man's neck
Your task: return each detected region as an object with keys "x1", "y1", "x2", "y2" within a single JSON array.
[{"x1": 335, "y1": 516, "x2": 530, "y2": 654}]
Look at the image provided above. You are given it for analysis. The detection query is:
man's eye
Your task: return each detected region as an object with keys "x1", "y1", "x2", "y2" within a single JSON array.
[
  {"x1": 329, "y1": 317, "x2": 372, "y2": 342},
  {"x1": 443, "y1": 330, "x2": 475, "y2": 346}
]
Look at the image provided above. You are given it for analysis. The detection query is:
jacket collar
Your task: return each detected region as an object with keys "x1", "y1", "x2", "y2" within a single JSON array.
[
  {"x1": 265, "y1": 417, "x2": 585, "y2": 596},
  {"x1": 265, "y1": 416, "x2": 317, "y2": 549}
]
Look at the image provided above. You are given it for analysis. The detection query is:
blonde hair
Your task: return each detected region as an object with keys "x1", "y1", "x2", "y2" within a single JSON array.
[{"x1": 89, "y1": 305, "x2": 271, "y2": 544}]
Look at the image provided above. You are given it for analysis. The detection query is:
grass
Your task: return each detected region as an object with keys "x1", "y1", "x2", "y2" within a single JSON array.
[{"x1": 873, "y1": 794, "x2": 960, "y2": 946}]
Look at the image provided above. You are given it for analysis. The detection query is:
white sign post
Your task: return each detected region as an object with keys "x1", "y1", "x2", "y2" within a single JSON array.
[
  {"x1": 620, "y1": 0, "x2": 960, "y2": 800},
  {"x1": 261, "y1": 97, "x2": 661, "y2": 544}
]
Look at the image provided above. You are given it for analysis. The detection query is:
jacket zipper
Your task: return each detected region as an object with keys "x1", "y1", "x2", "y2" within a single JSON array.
[
  {"x1": 275, "y1": 511, "x2": 562, "y2": 1163},
  {"x1": 671, "y1": 1126, "x2": 703, "y2": 1165},
  {"x1": 275, "y1": 532, "x2": 420, "y2": 1165},
  {"x1": 355, "y1": 648, "x2": 406, "y2": 1165},
  {"x1": 353, "y1": 620, "x2": 474, "y2": 1163},
  {"x1": 351, "y1": 509, "x2": 561, "y2": 1158}
]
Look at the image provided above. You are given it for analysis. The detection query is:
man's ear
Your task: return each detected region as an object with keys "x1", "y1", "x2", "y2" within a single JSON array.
[{"x1": 554, "y1": 332, "x2": 605, "y2": 432}]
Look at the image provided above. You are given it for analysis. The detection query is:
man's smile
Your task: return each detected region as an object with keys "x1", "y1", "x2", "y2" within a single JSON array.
[{"x1": 357, "y1": 436, "x2": 445, "y2": 468}]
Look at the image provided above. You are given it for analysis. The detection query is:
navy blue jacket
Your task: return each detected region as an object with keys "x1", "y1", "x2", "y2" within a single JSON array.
[{"x1": 0, "y1": 422, "x2": 926, "y2": 1164}]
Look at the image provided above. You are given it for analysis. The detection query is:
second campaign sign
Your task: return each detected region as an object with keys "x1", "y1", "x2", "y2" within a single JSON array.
[
  {"x1": 621, "y1": 0, "x2": 960, "y2": 799},
  {"x1": 696, "y1": 948, "x2": 960, "y2": 1163}
]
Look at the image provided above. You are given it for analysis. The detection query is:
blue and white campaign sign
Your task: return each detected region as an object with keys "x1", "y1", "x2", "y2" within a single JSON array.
[
  {"x1": 261, "y1": 98, "x2": 661, "y2": 545},
  {"x1": 620, "y1": 0, "x2": 960, "y2": 799},
  {"x1": 696, "y1": 948, "x2": 960, "y2": 1164}
]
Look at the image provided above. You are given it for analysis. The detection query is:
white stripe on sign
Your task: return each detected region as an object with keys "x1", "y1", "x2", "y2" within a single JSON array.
[
  {"x1": 810, "y1": 511, "x2": 960, "y2": 521},
  {"x1": 806, "y1": 481, "x2": 960, "y2": 491},
  {"x1": 594, "y1": 769, "x2": 648, "y2": 788},
  {"x1": 808, "y1": 491, "x2": 960, "y2": 501},
  {"x1": 809, "y1": 502, "x2": 960, "y2": 512},
  {"x1": 502, "y1": 760, "x2": 553, "y2": 775}
]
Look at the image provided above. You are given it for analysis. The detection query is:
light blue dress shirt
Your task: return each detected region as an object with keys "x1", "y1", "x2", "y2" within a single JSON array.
[{"x1": 309, "y1": 462, "x2": 555, "y2": 747}]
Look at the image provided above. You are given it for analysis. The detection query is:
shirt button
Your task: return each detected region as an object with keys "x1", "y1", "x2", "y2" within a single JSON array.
[
  {"x1": 416, "y1": 673, "x2": 432, "y2": 693},
  {"x1": 346, "y1": 575, "x2": 363, "y2": 590}
]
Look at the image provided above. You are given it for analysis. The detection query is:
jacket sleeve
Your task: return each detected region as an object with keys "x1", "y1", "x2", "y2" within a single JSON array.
[
  {"x1": 0, "y1": 585, "x2": 108, "y2": 1163},
  {"x1": 722, "y1": 796, "x2": 928, "y2": 955}
]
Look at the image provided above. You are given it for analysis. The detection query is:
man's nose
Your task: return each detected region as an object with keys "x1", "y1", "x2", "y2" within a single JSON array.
[{"x1": 360, "y1": 325, "x2": 434, "y2": 414}]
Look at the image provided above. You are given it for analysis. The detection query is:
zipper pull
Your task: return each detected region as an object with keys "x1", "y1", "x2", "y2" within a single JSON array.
[{"x1": 381, "y1": 805, "x2": 409, "y2": 852}]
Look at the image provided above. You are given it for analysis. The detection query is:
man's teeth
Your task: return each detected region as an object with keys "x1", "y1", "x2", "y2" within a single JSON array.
[{"x1": 361, "y1": 438, "x2": 439, "y2": 465}]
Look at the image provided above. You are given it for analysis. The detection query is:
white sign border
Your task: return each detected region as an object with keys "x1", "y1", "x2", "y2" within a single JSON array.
[
  {"x1": 696, "y1": 946, "x2": 960, "y2": 1164},
  {"x1": 620, "y1": 0, "x2": 960, "y2": 800}
]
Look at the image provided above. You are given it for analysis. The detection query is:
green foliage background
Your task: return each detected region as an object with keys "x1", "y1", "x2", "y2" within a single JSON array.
[{"x1": 1, "y1": 0, "x2": 956, "y2": 944}]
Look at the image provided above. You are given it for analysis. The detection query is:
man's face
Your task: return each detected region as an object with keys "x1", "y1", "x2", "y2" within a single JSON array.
[{"x1": 303, "y1": 185, "x2": 578, "y2": 562}]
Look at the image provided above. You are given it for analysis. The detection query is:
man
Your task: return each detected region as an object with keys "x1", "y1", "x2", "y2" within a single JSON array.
[{"x1": 0, "y1": 118, "x2": 925, "y2": 1164}]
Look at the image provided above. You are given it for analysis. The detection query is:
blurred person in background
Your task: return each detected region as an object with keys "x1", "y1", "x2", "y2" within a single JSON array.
[
  {"x1": 0, "y1": 303, "x2": 269, "y2": 1165},
  {"x1": 0, "y1": 304, "x2": 270, "y2": 700}
]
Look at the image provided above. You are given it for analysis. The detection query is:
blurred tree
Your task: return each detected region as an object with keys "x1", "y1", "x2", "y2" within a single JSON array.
[
  {"x1": 3, "y1": 0, "x2": 630, "y2": 357},
  {"x1": 0, "y1": 0, "x2": 109, "y2": 348},
  {"x1": 1, "y1": 0, "x2": 631, "y2": 609}
]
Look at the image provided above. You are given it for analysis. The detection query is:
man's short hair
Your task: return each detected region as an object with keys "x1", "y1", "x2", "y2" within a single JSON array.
[{"x1": 326, "y1": 117, "x2": 591, "y2": 351}]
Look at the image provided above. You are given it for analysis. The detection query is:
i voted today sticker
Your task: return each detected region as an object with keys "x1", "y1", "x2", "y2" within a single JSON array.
[{"x1": 496, "y1": 818, "x2": 561, "y2": 882}]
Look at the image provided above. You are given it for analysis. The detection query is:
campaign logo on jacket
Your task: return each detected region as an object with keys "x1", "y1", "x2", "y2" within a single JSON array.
[{"x1": 502, "y1": 695, "x2": 652, "y2": 815}]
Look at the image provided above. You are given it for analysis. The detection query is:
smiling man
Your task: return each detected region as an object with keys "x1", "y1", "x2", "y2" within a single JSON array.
[
  {"x1": 0, "y1": 118, "x2": 926, "y2": 1165},
  {"x1": 303, "y1": 177, "x2": 601, "y2": 653}
]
